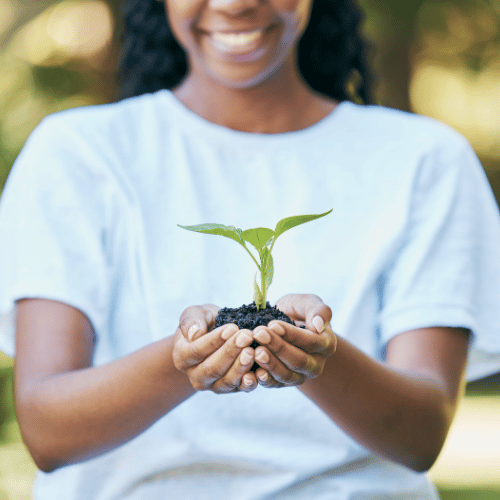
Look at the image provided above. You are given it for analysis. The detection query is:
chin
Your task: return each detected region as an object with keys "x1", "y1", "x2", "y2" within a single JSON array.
[{"x1": 209, "y1": 61, "x2": 288, "y2": 91}]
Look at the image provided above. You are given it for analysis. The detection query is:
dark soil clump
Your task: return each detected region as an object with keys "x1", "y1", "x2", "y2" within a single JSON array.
[
  {"x1": 214, "y1": 302, "x2": 305, "y2": 371},
  {"x1": 214, "y1": 301, "x2": 298, "y2": 333}
]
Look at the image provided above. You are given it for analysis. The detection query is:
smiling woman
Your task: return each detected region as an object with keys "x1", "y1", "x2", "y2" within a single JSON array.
[
  {"x1": 117, "y1": 0, "x2": 372, "y2": 105},
  {"x1": 117, "y1": 0, "x2": 372, "y2": 133}
]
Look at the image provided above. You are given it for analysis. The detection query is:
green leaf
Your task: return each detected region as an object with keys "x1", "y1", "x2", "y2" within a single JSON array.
[
  {"x1": 274, "y1": 209, "x2": 333, "y2": 241},
  {"x1": 264, "y1": 237, "x2": 274, "y2": 249},
  {"x1": 241, "y1": 227, "x2": 275, "y2": 252},
  {"x1": 177, "y1": 223, "x2": 244, "y2": 246}
]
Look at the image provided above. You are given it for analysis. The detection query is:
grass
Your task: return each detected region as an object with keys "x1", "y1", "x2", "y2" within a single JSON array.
[{"x1": 437, "y1": 488, "x2": 500, "y2": 499}]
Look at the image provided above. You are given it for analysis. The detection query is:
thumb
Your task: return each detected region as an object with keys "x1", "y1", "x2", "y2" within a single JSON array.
[
  {"x1": 304, "y1": 298, "x2": 331, "y2": 334},
  {"x1": 275, "y1": 294, "x2": 332, "y2": 333},
  {"x1": 179, "y1": 304, "x2": 220, "y2": 340}
]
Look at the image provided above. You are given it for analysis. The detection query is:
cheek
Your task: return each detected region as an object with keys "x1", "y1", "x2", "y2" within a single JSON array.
[
  {"x1": 164, "y1": 0, "x2": 201, "y2": 46},
  {"x1": 164, "y1": 0, "x2": 201, "y2": 33},
  {"x1": 165, "y1": 0, "x2": 202, "y2": 15},
  {"x1": 273, "y1": 0, "x2": 313, "y2": 32}
]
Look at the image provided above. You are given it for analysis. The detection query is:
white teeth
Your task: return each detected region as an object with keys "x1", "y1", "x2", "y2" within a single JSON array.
[{"x1": 211, "y1": 30, "x2": 263, "y2": 47}]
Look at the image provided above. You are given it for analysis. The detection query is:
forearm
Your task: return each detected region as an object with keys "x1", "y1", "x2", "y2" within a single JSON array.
[
  {"x1": 299, "y1": 336, "x2": 460, "y2": 472},
  {"x1": 15, "y1": 335, "x2": 195, "y2": 472}
]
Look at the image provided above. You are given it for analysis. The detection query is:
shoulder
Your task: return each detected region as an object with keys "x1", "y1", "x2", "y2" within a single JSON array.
[
  {"x1": 12, "y1": 90, "x2": 179, "y2": 187},
  {"x1": 339, "y1": 102, "x2": 469, "y2": 155},
  {"x1": 330, "y1": 103, "x2": 477, "y2": 190},
  {"x1": 6, "y1": 93, "x2": 161, "y2": 198},
  {"x1": 35, "y1": 91, "x2": 168, "y2": 148}
]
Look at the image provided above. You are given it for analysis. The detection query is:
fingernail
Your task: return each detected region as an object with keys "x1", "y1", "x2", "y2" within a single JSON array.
[
  {"x1": 243, "y1": 374, "x2": 254, "y2": 387},
  {"x1": 236, "y1": 332, "x2": 253, "y2": 348},
  {"x1": 269, "y1": 323, "x2": 284, "y2": 335},
  {"x1": 258, "y1": 371, "x2": 269, "y2": 382},
  {"x1": 188, "y1": 324, "x2": 200, "y2": 340},
  {"x1": 240, "y1": 350, "x2": 253, "y2": 365},
  {"x1": 312, "y1": 316, "x2": 324, "y2": 333},
  {"x1": 254, "y1": 330, "x2": 271, "y2": 344},
  {"x1": 221, "y1": 325, "x2": 236, "y2": 340},
  {"x1": 256, "y1": 350, "x2": 269, "y2": 364}
]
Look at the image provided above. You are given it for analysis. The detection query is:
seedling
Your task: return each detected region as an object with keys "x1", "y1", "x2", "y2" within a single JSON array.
[{"x1": 178, "y1": 209, "x2": 332, "y2": 311}]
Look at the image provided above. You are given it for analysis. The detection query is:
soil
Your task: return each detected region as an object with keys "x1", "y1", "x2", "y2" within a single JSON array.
[{"x1": 214, "y1": 301, "x2": 305, "y2": 372}]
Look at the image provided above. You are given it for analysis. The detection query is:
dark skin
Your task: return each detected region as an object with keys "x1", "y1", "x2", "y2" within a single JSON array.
[
  {"x1": 173, "y1": 68, "x2": 337, "y2": 134},
  {"x1": 175, "y1": 294, "x2": 470, "y2": 472},
  {"x1": 15, "y1": 299, "x2": 195, "y2": 471},
  {"x1": 164, "y1": 0, "x2": 337, "y2": 133},
  {"x1": 14, "y1": 295, "x2": 469, "y2": 473}
]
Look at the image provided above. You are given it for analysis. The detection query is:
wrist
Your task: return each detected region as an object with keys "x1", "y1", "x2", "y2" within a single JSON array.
[{"x1": 160, "y1": 335, "x2": 197, "y2": 400}]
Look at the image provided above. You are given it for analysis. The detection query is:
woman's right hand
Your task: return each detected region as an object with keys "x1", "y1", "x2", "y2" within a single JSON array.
[{"x1": 173, "y1": 305, "x2": 258, "y2": 393}]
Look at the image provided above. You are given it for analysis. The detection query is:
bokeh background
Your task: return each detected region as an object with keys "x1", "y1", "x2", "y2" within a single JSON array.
[{"x1": 0, "y1": 0, "x2": 499, "y2": 499}]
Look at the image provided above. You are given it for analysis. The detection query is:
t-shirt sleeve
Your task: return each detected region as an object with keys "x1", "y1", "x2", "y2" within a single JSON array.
[
  {"x1": 0, "y1": 115, "x2": 109, "y2": 357},
  {"x1": 378, "y1": 133, "x2": 500, "y2": 381}
]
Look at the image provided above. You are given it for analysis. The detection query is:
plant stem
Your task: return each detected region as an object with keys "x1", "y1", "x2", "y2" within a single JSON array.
[{"x1": 269, "y1": 237, "x2": 276, "y2": 254}]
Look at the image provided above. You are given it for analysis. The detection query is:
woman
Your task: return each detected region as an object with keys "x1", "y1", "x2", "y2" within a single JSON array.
[{"x1": 1, "y1": 0, "x2": 500, "y2": 499}]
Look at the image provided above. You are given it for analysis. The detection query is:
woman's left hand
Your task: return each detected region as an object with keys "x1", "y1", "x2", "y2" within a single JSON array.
[{"x1": 252, "y1": 294, "x2": 337, "y2": 388}]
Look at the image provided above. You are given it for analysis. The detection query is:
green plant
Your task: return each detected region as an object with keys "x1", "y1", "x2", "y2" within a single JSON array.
[{"x1": 178, "y1": 209, "x2": 332, "y2": 311}]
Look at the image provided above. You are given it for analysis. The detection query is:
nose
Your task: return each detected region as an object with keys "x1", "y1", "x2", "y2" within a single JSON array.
[{"x1": 207, "y1": 0, "x2": 260, "y2": 15}]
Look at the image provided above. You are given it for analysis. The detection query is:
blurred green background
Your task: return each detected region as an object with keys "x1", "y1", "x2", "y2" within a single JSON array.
[{"x1": 0, "y1": 0, "x2": 499, "y2": 499}]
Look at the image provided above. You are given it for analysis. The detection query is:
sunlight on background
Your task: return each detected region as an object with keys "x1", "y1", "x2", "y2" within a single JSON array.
[
  {"x1": 410, "y1": 0, "x2": 500, "y2": 161},
  {"x1": 429, "y1": 396, "x2": 500, "y2": 488},
  {"x1": 0, "y1": 0, "x2": 116, "y2": 191},
  {"x1": 411, "y1": 62, "x2": 500, "y2": 159},
  {"x1": 0, "y1": 0, "x2": 18, "y2": 37},
  {"x1": 10, "y1": 0, "x2": 113, "y2": 67}
]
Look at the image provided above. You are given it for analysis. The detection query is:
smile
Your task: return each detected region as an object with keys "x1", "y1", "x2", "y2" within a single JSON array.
[
  {"x1": 205, "y1": 28, "x2": 270, "y2": 56},
  {"x1": 211, "y1": 30, "x2": 264, "y2": 48}
]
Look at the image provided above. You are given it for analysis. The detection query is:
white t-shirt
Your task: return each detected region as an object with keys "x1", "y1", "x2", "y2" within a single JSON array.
[{"x1": 1, "y1": 90, "x2": 500, "y2": 500}]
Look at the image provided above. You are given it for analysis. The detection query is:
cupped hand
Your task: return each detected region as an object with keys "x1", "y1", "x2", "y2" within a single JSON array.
[
  {"x1": 178, "y1": 303, "x2": 220, "y2": 341},
  {"x1": 173, "y1": 304, "x2": 258, "y2": 393},
  {"x1": 252, "y1": 294, "x2": 337, "y2": 388}
]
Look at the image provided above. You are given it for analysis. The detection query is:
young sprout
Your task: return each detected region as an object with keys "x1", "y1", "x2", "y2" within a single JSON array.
[{"x1": 178, "y1": 209, "x2": 332, "y2": 311}]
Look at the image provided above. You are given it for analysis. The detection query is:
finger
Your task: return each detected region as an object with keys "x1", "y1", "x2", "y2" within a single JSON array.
[
  {"x1": 254, "y1": 327, "x2": 312, "y2": 371},
  {"x1": 177, "y1": 323, "x2": 239, "y2": 369},
  {"x1": 211, "y1": 346, "x2": 257, "y2": 393},
  {"x1": 274, "y1": 294, "x2": 332, "y2": 333},
  {"x1": 179, "y1": 304, "x2": 220, "y2": 340},
  {"x1": 255, "y1": 367, "x2": 284, "y2": 388},
  {"x1": 240, "y1": 371, "x2": 258, "y2": 392},
  {"x1": 254, "y1": 345, "x2": 306, "y2": 386},
  {"x1": 191, "y1": 329, "x2": 254, "y2": 389},
  {"x1": 265, "y1": 321, "x2": 335, "y2": 356}
]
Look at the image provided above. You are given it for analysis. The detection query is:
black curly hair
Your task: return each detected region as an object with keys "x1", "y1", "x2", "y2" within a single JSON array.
[{"x1": 117, "y1": 0, "x2": 374, "y2": 104}]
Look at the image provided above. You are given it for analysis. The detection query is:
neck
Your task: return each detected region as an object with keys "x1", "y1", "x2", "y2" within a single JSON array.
[{"x1": 172, "y1": 66, "x2": 337, "y2": 134}]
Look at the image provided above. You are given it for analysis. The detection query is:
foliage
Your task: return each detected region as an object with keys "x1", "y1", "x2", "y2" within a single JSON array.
[{"x1": 178, "y1": 210, "x2": 332, "y2": 310}]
